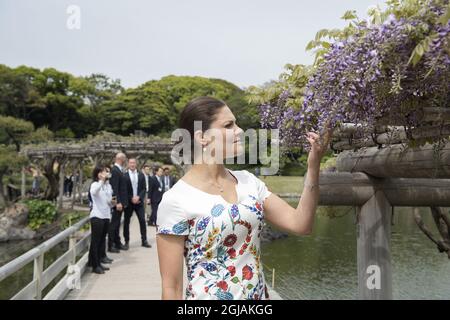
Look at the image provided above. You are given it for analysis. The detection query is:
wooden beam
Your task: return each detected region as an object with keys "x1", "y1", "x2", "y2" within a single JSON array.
[
  {"x1": 335, "y1": 142, "x2": 450, "y2": 178},
  {"x1": 357, "y1": 190, "x2": 392, "y2": 299},
  {"x1": 318, "y1": 172, "x2": 450, "y2": 206}
]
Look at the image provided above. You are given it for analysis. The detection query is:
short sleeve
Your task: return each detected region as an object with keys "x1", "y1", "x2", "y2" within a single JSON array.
[
  {"x1": 246, "y1": 171, "x2": 272, "y2": 203},
  {"x1": 156, "y1": 192, "x2": 189, "y2": 236}
]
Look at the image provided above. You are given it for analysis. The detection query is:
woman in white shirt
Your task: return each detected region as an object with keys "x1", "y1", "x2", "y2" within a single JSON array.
[
  {"x1": 156, "y1": 97, "x2": 333, "y2": 300},
  {"x1": 88, "y1": 165, "x2": 115, "y2": 274}
]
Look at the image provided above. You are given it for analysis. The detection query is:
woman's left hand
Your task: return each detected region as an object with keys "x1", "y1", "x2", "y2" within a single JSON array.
[{"x1": 305, "y1": 125, "x2": 334, "y2": 168}]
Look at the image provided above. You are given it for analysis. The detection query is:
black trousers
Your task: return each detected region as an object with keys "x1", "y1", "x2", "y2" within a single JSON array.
[
  {"x1": 149, "y1": 202, "x2": 160, "y2": 225},
  {"x1": 124, "y1": 203, "x2": 147, "y2": 242},
  {"x1": 88, "y1": 217, "x2": 109, "y2": 268},
  {"x1": 108, "y1": 207, "x2": 123, "y2": 249}
]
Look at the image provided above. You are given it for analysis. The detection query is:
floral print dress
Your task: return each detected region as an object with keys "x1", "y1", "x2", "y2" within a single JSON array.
[{"x1": 156, "y1": 169, "x2": 272, "y2": 300}]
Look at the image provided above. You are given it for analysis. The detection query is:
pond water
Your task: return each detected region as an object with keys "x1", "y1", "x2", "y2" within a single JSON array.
[
  {"x1": 261, "y1": 203, "x2": 450, "y2": 299},
  {"x1": 0, "y1": 239, "x2": 69, "y2": 300}
]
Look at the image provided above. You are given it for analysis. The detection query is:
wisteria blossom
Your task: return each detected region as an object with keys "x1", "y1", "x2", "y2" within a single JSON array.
[{"x1": 259, "y1": 1, "x2": 450, "y2": 151}]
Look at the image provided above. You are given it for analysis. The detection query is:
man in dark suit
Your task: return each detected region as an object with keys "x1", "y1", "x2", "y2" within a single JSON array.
[
  {"x1": 123, "y1": 158, "x2": 151, "y2": 248},
  {"x1": 162, "y1": 167, "x2": 177, "y2": 192},
  {"x1": 148, "y1": 166, "x2": 165, "y2": 227},
  {"x1": 108, "y1": 152, "x2": 129, "y2": 253}
]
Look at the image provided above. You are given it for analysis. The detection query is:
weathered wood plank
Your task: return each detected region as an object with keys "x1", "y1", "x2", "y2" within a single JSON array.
[
  {"x1": 335, "y1": 142, "x2": 450, "y2": 178},
  {"x1": 318, "y1": 172, "x2": 450, "y2": 206},
  {"x1": 357, "y1": 191, "x2": 392, "y2": 300}
]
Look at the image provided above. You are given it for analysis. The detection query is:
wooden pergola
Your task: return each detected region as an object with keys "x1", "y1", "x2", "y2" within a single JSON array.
[
  {"x1": 319, "y1": 111, "x2": 450, "y2": 299},
  {"x1": 21, "y1": 140, "x2": 175, "y2": 209}
]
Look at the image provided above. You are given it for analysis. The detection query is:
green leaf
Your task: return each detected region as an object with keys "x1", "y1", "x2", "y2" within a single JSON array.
[
  {"x1": 438, "y1": 3, "x2": 450, "y2": 25},
  {"x1": 341, "y1": 10, "x2": 357, "y2": 21},
  {"x1": 247, "y1": 284, "x2": 254, "y2": 290},
  {"x1": 315, "y1": 29, "x2": 329, "y2": 41},
  {"x1": 408, "y1": 34, "x2": 438, "y2": 66},
  {"x1": 231, "y1": 277, "x2": 240, "y2": 284},
  {"x1": 305, "y1": 40, "x2": 317, "y2": 51}
]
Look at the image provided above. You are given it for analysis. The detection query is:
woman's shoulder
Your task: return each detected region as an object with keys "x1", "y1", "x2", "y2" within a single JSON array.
[
  {"x1": 90, "y1": 181, "x2": 101, "y2": 188},
  {"x1": 228, "y1": 169, "x2": 257, "y2": 183},
  {"x1": 160, "y1": 180, "x2": 188, "y2": 202}
]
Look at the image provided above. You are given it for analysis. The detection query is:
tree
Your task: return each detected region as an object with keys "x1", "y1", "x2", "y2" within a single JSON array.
[
  {"x1": 99, "y1": 75, "x2": 259, "y2": 136},
  {"x1": 0, "y1": 145, "x2": 26, "y2": 207},
  {"x1": 0, "y1": 64, "x2": 45, "y2": 121},
  {"x1": 0, "y1": 115, "x2": 34, "y2": 151}
]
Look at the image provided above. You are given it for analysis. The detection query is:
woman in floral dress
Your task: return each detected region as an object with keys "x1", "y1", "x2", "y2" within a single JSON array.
[{"x1": 156, "y1": 96, "x2": 332, "y2": 300}]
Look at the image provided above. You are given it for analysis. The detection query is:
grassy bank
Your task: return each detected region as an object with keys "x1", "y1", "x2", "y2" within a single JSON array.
[{"x1": 261, "y1": 176, "x2": 303, "y2": 195}]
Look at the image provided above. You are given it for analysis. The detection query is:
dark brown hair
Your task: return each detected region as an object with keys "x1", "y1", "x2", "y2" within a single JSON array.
[
  {"x1": 92, "y1": 165, "x2": 110, "y2": 182},
  {"x1": 179, "y1": 96, "x2": 227, "y2": 137},
  {"x1": 178, "y1": 97, "x2": 227, "y2": 159},
  {"x1": 153, "y1": 166, "x2": 163, "y2": 174}
]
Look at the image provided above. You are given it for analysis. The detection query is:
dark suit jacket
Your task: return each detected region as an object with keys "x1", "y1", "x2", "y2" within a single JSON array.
[
  {"x1": 161, "y1": 175, "x2": 177, "y2": 190},
  {"x1": 148, "y1": 175, "x2": 165, "y2": 204},
  {"x1": 110, "y1": 164, "x2": 129, "y2": 207},
  {"x1": 124, "y1": 170, "x2": 146, "y2": 207}
]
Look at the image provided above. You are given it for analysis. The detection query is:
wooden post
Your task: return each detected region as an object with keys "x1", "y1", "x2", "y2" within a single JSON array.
[
  {"x1": 21, "y1": 167, "x2": 26, "y2": 198},
  {"x1": 33, "y1": 254, "x2": 44, "y2": 300},
  {"x1": 69, "y1": 234, "x2": 77, "y2": 264},
  {"x1": 356, "y1": 190, "x2": 392, "y2": 300},
  {"x1": 70, "y1": 161, "x2": 79, "y2": 210},
  {"x1": 79, "y1": 165, "x2": 84, "y2": 205},
  {"x1": 58, "y1": 162, "x2": 65, "y2": 210}
]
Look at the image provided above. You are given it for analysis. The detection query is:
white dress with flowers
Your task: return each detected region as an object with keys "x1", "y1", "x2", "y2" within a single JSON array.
[{"x1": 156, "y1": 169, "x2": 272, "y2": 300}]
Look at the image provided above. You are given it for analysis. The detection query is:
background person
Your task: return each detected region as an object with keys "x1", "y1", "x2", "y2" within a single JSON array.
[{"x1": 88, "y1": 165, "x2": 115, "y2": 274}]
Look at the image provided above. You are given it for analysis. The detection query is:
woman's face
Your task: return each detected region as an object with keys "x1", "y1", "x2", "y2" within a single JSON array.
[
  {"x1": 204, "y1": 106, "x2": 244, "y2": 161},
  {"x1": 99, "y1": 168, "x2": 110, "y2": 180}
]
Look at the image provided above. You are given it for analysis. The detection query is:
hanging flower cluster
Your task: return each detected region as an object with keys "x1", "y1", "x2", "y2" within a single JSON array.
[{"x1": 259, "y1": 1, "x2": 450, "y2": 150}]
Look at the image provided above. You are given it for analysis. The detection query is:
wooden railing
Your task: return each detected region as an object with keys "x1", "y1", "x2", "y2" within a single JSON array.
[{"x1": 0, "y1": 216, "x2": 91, "y2": 300}]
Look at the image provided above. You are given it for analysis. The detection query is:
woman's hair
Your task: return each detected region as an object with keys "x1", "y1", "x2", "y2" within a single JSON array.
[
  {"x1": 179, "y1": 96, "x2": 227, "y2": 138},
  {"x1": 92, "y1": 165, "x2": 109, "y2": 182},
  {"x1": 178, "y1": 96, "x2": 227, "y2": 160}
]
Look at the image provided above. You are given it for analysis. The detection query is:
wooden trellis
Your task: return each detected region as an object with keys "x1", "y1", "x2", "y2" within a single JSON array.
[
  {"x1": 319, "y1": 107, "x2": 450, "y2": 299},
  {"x1": 20, "y1": 140, "x2": 175, "y2": 208}
]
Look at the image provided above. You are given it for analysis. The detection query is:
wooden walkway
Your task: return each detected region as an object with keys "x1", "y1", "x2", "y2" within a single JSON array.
[
  {"x1": 66, "y1": 216, "x2": 162, "y2": 300},
  {"x1": 65, "y1": 215, "x2": 282, "y2": 300}
]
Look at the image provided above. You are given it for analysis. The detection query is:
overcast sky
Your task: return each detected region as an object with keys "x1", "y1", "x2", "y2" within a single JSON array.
[{"x1": 0, "y1": 0, "x2": 386, "y2": 88}]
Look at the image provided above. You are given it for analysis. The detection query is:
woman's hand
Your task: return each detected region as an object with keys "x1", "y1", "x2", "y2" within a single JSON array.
[
  {"x1": 99, "y1": 171, "x2": 107, "y2": 181},
  {"x1": 305, "y1": 124, "x2": 334, "y2": 168}
]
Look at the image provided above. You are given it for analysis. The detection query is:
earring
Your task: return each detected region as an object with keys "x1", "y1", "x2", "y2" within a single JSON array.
[{"x1": 202, "y1": 146, "x2": 206, "y2": 152}]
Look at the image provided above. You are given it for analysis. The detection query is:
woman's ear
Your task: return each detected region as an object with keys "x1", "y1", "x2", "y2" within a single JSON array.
[{"x1": 194, "y1": 130, "x2": 207, "y2": 147}]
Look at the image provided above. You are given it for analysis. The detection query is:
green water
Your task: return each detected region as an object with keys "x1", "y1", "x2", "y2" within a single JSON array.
[
  {"x1": 261, "y1": 204, "x2": 450, "y2": 299},
  {"x1": 0, "y1": 239, "x2": 69, "y2": 300}
]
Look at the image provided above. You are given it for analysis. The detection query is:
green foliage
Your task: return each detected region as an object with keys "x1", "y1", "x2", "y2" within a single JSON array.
[
  {"x1": 23, "y1": 199, "x2": 57, "y2": 230},
  {"x1": 247, "y1": 64, "x2": 311, "y2": 110},
  {"x1": 0, "y1": 144, "x2": 27, "y2": 176},
  {"x1": 1, "y1": 64, "x2": 257, "y2": 139},
  {"x1": 61, "y1": 211, "x2": 89, "y2": 229},
  {"x1": 0, "y1": 116, "x2": 34, "y2": 150},
  {"x1": 25, "y1": 126, "x2": 54, "y2": 143},
  {"x1": 306, "y1": 0, "x2": 450, "y2": 68},
  {"x1": 99, "y1": 75, "x2": 258, "y2": 135}
]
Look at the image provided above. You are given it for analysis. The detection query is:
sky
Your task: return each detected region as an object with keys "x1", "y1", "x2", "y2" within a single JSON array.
[{"x1": 0, "y1": 0, "x2": 386, "y2": 89}]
